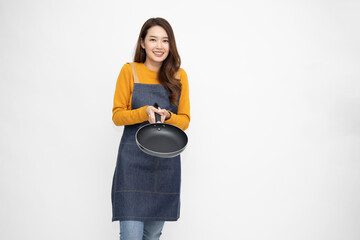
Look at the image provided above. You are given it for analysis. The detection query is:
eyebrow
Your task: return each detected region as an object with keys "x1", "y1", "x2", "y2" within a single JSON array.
[{"x1": 149, "y1": 35, "x2": 168, "y2": 39}]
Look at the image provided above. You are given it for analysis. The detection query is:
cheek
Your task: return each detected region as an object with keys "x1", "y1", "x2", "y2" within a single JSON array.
[
  {"x1": 144, "y1": 41, "x2": 153, "y2": 50},
  {"x1": 145, "y1": 45, "x2": 153, "y2": 53}
]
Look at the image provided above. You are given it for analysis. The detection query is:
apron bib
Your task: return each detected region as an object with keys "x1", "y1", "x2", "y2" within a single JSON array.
[{"x1": 111, "y1": 63, "x2": 181, "y2": 221}]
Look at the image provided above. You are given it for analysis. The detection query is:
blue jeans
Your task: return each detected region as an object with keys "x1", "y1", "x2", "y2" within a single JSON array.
[{"x1": 120, "y1": 220, "x2": 165, "y2": 240}]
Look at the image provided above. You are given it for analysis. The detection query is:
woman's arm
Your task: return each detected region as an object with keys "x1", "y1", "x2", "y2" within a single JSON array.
[
  {"x1": 165, "y1": 68, "x2": 191, "y2": 131},
  {"x1": 112, "y1": 64, "x2": 148, "y2": 126}
]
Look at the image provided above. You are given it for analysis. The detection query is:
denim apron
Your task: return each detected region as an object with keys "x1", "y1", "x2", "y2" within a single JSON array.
[{"x1": 112, "y1": 63, "x2": 181, "y2": 222}]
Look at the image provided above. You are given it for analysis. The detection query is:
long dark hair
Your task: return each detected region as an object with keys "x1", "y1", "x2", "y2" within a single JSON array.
[{"x1": 134, "y1": 17, "x2": 182, "y2": 105}]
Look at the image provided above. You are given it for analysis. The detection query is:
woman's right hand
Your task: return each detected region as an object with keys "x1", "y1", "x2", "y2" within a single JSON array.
[{"x1": 146, "y1": 106, "x2": 159, "y2": 123}]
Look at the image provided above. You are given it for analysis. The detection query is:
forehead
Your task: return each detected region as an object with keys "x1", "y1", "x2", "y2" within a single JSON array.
[{"x1": 146, "y1": 26, "x2": 168, "y2": 38}]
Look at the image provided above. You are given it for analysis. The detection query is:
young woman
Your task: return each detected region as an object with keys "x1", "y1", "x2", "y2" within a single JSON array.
[{"x1": 111, "y1": 18, "x2": 190, "y2": 240}]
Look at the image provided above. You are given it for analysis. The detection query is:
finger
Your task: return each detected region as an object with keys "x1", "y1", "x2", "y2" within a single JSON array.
[
  {"x1": 157, "y1": 109, "x2": 166, "y2": 115},
  {"x1": 146, "y1": 106, "x2": 156, "y2": 116},
  {"x1": 154, "y1": 108, "x2": 163, "y2": 115},
  {"x1": 151, "y1": 111, "x2": 157, "y2": 123},
  {"x1": 148, "y1": 111, "x2": 154, "y2": 123},
  {"x1": 149, "y1": 115, "x2": 155, "y2": 123}
]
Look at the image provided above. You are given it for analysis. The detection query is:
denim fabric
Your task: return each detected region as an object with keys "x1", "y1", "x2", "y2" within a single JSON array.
[
  {"x1": 120, "y1": 220, "x2": 165, "y2": 240},
  {"x1": 112, "y1": 83, "x2": 181, "y2": 221}
]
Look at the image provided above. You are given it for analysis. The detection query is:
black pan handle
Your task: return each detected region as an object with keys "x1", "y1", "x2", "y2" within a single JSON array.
[{"x1": 153, "y1": 103, "x2": 161, "y2": 123}]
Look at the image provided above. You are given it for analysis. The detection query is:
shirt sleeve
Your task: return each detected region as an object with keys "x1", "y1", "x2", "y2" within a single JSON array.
[
  {"x1": 112, "y1": 63, "x2": 148, "y2": 126},
  {"x1": 165, "y1": 68, "x2": 191, "y2": 131}
]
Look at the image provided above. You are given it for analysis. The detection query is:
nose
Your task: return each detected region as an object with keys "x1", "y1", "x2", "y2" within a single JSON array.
[{"x1": 156, "y1": 40, "x2": 163, "y2": 49}]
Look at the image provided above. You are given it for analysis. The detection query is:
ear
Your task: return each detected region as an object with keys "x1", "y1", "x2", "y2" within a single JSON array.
[{"x1": 140, "y1": 38, "x2": 145, "y2": 49}]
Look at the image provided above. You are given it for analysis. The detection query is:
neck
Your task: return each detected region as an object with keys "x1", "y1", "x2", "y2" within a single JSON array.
[{"x1": 143, "y1": 60, "x2": 162, "y2": 71}]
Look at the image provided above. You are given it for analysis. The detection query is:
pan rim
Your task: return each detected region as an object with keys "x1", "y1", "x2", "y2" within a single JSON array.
[
  {"x1": 135, "y1": 122, "x2": 188, "y2": 157},
  {"x1": 135, "y1": 138, "x2": 187, "y2": 158}
]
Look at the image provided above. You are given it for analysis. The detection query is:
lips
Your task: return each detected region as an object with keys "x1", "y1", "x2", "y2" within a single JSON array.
[{"x1": 153, "y1": 51, "x2": 164, "y2": 57}]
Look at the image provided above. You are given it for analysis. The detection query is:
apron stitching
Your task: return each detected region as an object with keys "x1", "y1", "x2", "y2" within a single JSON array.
[
  {"x1": 115, "y1": 190, "x2": 180, "y2": 195},
  {"x1": 114, "y1": 216, "x2": 178, "y2": 220}
]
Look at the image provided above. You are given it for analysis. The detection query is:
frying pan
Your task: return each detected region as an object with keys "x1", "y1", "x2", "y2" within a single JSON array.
[{"x1": 135, "y1": 103, "x2": 188, "y2": 158}]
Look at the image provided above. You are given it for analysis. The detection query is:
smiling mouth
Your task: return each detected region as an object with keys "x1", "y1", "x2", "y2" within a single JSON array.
[{"x1": 153, "y1": 51, "x2": 164, "y2": 57}]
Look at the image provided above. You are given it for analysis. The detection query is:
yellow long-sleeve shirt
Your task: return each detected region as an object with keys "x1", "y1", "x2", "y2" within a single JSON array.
[{"x1": 112, "y1": 62, "x2": 190, "y2": 130}]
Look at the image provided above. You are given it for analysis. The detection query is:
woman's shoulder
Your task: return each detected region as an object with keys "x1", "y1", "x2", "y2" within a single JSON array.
[
  {"x1": 117, "y1": 63, "x2": 134, "y2": 83},
  {"x1": 121, "y1": 62, "x2": 133, "y2": 71},
  {"x1": 178, "y1": 68, "x2": 188, "y2": 82},
  {"x1": 120, "y1": 62, "x2": 141, "y2": 77},
  {"x1": 179, "y1": 67, "x2": 186, "y2": 74},
  {"x1": 118, "y1": 63, "x2": 131, "y2": 76}
]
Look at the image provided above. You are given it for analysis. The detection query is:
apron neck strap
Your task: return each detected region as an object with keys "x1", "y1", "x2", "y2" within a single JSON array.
[
  {"x1": 129, "y1": 62, "x2": 140, "y2": 84},
  {"x1": 129, "y1": 62, "x2": 180, "y2": 83}
]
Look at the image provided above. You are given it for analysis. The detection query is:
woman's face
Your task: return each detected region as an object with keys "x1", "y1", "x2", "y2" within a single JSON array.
[{"x1": 141, "y1": 26, "x2": 170, "y2": 67}]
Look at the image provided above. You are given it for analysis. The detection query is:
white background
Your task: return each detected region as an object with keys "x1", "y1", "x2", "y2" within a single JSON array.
[{"x1": 1, "y1": 0, "x2": 360, "y2": 239}]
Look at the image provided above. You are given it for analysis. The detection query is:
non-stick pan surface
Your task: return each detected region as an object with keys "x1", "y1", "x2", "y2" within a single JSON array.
[{"x1": 135, "y1": 103, "x2": 188, "y2": 158}]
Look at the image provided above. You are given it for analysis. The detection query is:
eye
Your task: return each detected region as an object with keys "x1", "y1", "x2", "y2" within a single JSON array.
[
  {"x1": 163, "y1": 39, "x2": 169, "y2": 43},
  {"x1": 150, "y1": 39, "x2": 156, "y2": 41}
]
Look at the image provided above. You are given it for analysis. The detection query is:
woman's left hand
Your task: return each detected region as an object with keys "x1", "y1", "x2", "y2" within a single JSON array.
[{"x1": 157, "y1": 107, "x2": 171, "y2": 123}]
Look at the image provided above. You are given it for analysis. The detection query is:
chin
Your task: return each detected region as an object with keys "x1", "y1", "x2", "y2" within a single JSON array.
[{"x1": 152, "y1": 58, "x2": 166, "y2": 63}]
